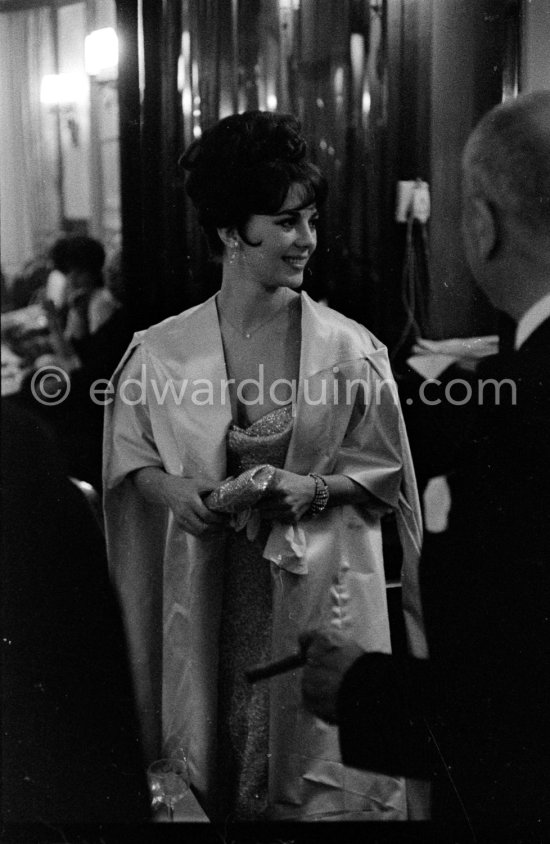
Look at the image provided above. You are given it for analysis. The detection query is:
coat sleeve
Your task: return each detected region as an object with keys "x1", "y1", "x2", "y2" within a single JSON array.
[
  {"x1": 103, "y1": 341, "x2": 166, "y2": 490},
  {"x1": 333, "y1": 347, "x2": 428, "y2": 658},
  {"x1": 102, "y1": 340, "x2": 169, "y2": 762}
]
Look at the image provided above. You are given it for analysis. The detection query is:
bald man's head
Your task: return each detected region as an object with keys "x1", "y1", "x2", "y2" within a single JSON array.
[
  {"x1": 460, "y1": 92, "x2": 550, "y2": 316},
  {"x1": 462, "y1": 91, "x2": 550, "y2": 238}
]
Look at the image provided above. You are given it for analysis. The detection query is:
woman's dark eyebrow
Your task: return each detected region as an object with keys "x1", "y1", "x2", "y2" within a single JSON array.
[{"x1": 273, "y1": 204, "x2": 317, "y2": 218}]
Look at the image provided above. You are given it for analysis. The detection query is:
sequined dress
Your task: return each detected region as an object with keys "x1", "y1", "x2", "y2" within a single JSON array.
[{"x1": 217, "y1": 406, "x2": 293, "y2": 821}]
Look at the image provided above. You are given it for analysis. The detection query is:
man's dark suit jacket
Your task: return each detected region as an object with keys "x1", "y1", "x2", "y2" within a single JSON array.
[{"x1": 338, "y1": 317, "x2": 550, "y2": 838}]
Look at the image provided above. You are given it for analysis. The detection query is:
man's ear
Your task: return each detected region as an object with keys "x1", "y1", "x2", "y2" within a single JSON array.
[{"x1": 470, "y1": 197, "x2": 498, "y2": 261}]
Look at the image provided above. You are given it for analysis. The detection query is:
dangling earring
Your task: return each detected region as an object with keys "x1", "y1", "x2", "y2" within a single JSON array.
[{"x1": 229, "y1": 239, "x2": 239, "y2": 265}]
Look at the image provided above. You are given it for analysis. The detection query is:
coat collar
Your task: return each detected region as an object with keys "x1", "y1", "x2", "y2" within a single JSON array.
[{"x1": 140, "y1": 292, "x2": 381, "y2": 477}]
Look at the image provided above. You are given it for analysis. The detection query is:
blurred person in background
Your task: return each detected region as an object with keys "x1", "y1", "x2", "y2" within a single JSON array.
[
  {"x1": 10, "y1": 238, "x2": 132, "y2": 492},
  {"x1": 46, "y1": 235, "x2": 120, "y2": 340}
]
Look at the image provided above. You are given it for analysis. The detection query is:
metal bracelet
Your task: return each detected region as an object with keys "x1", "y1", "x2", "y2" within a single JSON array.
[{"x1": 307, "y1": 472, "x2": 329, "y2": 516}]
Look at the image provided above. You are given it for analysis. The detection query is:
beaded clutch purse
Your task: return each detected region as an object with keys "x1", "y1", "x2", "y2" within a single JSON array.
[{"x1": 204, "y1": 464, "x2": 277, "y2": 514}]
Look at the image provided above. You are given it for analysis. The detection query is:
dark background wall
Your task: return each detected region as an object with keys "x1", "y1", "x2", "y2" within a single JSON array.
[{"x1": 428, "y1": 0, "x2": 519, "y2": 338}]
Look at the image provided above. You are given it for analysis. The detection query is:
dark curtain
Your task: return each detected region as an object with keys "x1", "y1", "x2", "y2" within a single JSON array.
[
  {"x1": 116, "y1": 0, "x2": 517, "y2": 345},
  {"x1": 117, "y1": 0, "x2": 398, "y2": 332}
]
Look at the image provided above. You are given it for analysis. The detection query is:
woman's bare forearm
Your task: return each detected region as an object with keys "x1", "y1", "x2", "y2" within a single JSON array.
[
  {"x1": 132, "y1": 466, "x2": 385, "y2": 521},
  {"x1": 131, "y1": 466, "x2": 225, "y2": 535},
  {"x1": 324, "y1": 474, "x2": 387, "y2": 512},
  {"x1": 131, "y1": 466, "x2": 174, "y2": 506}
]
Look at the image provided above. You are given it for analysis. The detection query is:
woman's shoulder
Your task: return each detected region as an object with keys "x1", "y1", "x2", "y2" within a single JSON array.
[
  {"x1": 301, "y1": 292, "x2": 384, "y2": 355},
  {"x1": 134, "y1": 295, "x2": 217, "y2": 354},
  {"x1": 111, "y1": 296, "x2": 217, "y2": 377}
]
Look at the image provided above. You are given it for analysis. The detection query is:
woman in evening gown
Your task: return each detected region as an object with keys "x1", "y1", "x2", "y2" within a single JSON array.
[{"x1": 103, "y1": 110, "x2": 426, "y2": 821}]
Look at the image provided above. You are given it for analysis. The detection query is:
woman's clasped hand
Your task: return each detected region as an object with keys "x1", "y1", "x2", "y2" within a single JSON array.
[
  {"x1": 173, "y1": 467, "x2": 317, "y2": 533},
  {"x1": 254, "y1": 468, "x2": 316, "y2": 523},
  {"x1": 163, "y1": 476, "x2": 228, "y2": 536}
]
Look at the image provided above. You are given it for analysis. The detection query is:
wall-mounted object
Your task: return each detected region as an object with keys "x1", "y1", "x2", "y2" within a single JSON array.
[
  {"x1": 395, "y1": 179, "x2": 430, "y2": 223},
  {"x1": 85, "y1": 27, "x2": 118, "y2": 81},
  {"x1": 40, "y1": 73, "x2": 88, "y2": 147}
]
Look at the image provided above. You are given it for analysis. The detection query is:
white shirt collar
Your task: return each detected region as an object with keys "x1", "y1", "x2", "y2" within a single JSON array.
[{"x1": 514, "y1": 292, "x2": 550, "y2": 350}]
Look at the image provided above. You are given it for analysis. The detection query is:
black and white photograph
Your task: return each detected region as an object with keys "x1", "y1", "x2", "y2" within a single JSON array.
[{"x1": 1, "y1": 1, "x2": 549, "y2": 842}]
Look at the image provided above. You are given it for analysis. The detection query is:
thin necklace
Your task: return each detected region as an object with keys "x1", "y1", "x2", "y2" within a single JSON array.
[{"x1": 218, "y1": 298, "x2": 293, "y2": 339}]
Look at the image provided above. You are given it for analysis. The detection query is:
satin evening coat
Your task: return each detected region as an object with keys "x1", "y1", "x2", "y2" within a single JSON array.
[{"x1": 103, "y1": 292, "x2": 426, "y2": 819}]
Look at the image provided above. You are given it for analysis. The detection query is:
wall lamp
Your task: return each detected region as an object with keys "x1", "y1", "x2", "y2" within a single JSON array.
[
  {"x1": 84, "y1": 27, "x2": 119, "y2": 81},
  {"x1": 40, "y1": 73, "x2": 88, "y2": 147}
]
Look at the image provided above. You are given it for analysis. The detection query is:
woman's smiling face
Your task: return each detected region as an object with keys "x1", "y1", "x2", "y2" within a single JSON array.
[{"x1": 238, "y1": 183, "x2": 319, "y2": 290}]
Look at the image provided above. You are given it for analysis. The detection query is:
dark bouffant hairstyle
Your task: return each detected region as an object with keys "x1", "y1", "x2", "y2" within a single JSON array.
[
  {"x1": 179, "y1": 110, "x2": 328, "y2": 255},
  {"x1": 50, "y1": 236, "x2": 105, "y2": 280}
]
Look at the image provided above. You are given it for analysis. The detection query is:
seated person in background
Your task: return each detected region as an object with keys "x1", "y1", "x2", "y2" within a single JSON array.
[
  {"x1": 301, "y1": 91, "x2": 550, "y2": 839},
  {"x1": 47, "y1": 235, "x2": 121, "y2": 343},
  {"x1": 14, "y1": 240, "x2": 132, "y2": 491},
  {"x1": 64, "y1": 244, "x2": 132, "y2": 384},
  {"x1": 1, "y1": 402, "x2": 149, "y2": 824}
]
